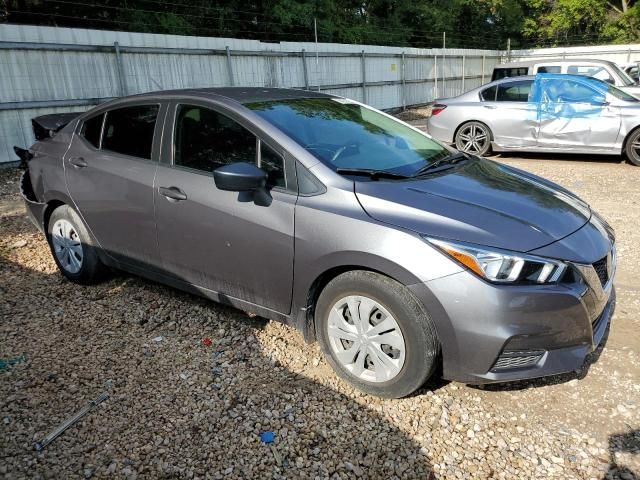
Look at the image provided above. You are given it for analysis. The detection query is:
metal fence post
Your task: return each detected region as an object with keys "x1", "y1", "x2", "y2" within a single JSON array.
[
  {"x1": 301, "y1": 49, "x2": 310, "y2": 90},
  {"x1": 434, "y1": 54, "x2": 438, "y2": 100},
  {"x1": 113, "y1": 42, "x2": 127, "y2": 96},
  {"x1": 225, "y1": 46, "x2": 235, "y2": 86},
  {"x1": 442, "y1": 33, "x2": 446, "y2": 98},
  {"x1": 461, "y1": 54, "x2": 465, "y2": 93},
  {"x1": 401, "y1": 51, "x2": 406, "y2": 111},
  {"x1": 361, "y1": 50, "x2": 367, "y2": 104},
  {"x1": 481, "y1": 54, "x2": 485, "y2": 84}
]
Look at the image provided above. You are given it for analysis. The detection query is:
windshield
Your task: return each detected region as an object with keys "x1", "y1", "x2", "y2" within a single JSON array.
[{"x1": 246, "y1": 98, "x2": 451, "y2": 176}]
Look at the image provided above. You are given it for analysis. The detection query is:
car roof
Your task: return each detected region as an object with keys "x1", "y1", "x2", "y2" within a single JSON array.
[
  {"x1": 496, "y1": 58, "x2": 618, "y2": 69},
  {"x1": 119, "y1": 87, "x2": 334, "y2": 104}
]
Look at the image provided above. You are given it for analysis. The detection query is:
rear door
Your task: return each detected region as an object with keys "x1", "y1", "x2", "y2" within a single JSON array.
[
  {"x1": 154, "y1": 101, "x2": 296, "y2": 314},
  {"x1": 480, "y1": 80, "x2": 538, "y2": 148},
  {"x1": 64, "y1": 102, "x2": 166, "y2": 270}
]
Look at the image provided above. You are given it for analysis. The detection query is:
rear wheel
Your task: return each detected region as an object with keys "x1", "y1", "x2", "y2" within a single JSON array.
[
  {"x1": 47, "y1": 205, "x2": 106, "y2": 284},
  {"x1": 455, "y1": 121, "x2": 492, "y2": 156},
  {"x1": 315, "y1": 271, "x2": 440, "y2": 398},
  {"x1": 625, "y1": 128, "x2": 640, "y2": 166}
]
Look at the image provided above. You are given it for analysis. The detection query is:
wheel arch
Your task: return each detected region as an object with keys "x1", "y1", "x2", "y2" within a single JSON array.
[
  {"x1": 297, "y1": 262, "x2": 417, "y2": 343},
  {"x1": 622, "y1": 125, "x2": 640, "y2": 164}
]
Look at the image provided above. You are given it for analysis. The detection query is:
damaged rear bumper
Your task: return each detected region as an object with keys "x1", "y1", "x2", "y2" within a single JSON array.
[{"x1": 20, "y1": 170, "x2": 46, "y2": 233}]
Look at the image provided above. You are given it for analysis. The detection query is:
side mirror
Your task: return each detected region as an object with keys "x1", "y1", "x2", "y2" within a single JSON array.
[{"x1": 213, "y1": 162, "x2": 267, "y2": 192}]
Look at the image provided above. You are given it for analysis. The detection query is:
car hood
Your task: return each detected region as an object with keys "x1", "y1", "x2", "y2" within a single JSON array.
[{"x1": 354, "y1": 159, "x2": 592, "y2": 253}]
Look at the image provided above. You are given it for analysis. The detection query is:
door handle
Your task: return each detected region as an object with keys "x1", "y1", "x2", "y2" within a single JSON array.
[
  {"x1": 69, "y1": 157, "x2": 87, "y2": 168},
  {"x1": 483, "y1": 105, "x2": 497, "y2": 109},
  {"x1": 158, "y1": 186, "x2": 187, "y2": 202}
]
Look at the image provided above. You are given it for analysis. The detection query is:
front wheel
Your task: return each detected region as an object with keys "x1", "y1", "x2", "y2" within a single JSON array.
[
  {"x1": 455, "y1": 121, "x2": 492, "y2": 156},
  {"x1": 625, "y1": 128, "x2": 640, "y2": 166},
  {"x1": 315, "y1": 271, "x2": 440, "y2": 398}
]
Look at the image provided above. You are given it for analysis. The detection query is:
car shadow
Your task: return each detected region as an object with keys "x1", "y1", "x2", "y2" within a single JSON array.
[
  {"x1": 0, "y1": 200, "x2": 435, "y2": 478},
  {"x1": 487, "y1": 152, "x2": 625, "y2": 165}
]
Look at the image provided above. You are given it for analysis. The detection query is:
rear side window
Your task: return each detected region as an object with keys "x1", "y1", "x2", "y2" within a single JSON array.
[
  {"x1": 536, "y1": 65, "x2": 561, "y2": 74},
  {"x1": 102, "y1": 105, "x2": 159, "y2": 160},
  {"x1": 496, "y1": 80, "x2": 533, "y2": 102},
  {"x1": 80, "y1": 114, "x2": 104, "y2": 148}
]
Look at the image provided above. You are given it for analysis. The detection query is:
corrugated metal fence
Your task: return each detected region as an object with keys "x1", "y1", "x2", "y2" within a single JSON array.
[
  {"x1": 3, "y1": 24, "x2": 640, "y2": 165},
  {"x1": 0, "y1": 24, "x2": 502, "y2": 164}
]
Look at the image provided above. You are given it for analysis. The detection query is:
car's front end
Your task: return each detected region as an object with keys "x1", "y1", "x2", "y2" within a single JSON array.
[
  {"x1": 353, "y1": 158, "x2": 616, "y2": 384},
  {"x1": 410, "y1": 223, "x2": 615, "y2": 384}
]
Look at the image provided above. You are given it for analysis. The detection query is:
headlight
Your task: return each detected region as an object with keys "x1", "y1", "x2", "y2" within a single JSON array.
[{"x1": 426, "y1": 237, "x2": 566, "y2": 284}]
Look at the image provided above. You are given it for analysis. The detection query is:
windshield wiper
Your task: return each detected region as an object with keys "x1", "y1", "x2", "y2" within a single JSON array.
[
  {"x1": 335, "y1": 168, "x2": 411, "y2": 180},
  {"x1": 412, "y1": 152, "x2": 470, "y2": 177}
]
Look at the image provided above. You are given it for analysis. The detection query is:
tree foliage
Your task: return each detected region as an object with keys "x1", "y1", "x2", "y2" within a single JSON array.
[{"x1": 3, "y1": 0, "x2": 640, "y2": 48}]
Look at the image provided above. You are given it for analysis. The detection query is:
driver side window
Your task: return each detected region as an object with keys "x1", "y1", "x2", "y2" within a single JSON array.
[{"x1": 174, "y1": 104, "x2": 256, "y2": 173}]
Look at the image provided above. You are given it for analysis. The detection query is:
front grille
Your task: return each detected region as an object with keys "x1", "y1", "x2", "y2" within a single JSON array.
[
  {"x1": 592, "y1": 256, "x2": 609, "y2": 287},
  {"x1": 491, "y1": 350, "x2": 545, "y2": 372}
]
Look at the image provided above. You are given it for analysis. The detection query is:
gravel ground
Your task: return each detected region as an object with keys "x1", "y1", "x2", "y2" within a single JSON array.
[{"x1": 1, "y1": 151, "x2": 639, "y2": 479}]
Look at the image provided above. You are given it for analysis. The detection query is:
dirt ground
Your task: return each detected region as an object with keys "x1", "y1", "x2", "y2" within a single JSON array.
[{"x1": 0, "y1": 152, "x2": 638, "y2": 479}]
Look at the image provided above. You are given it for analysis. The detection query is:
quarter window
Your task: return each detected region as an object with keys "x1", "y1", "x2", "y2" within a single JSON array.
[
  {"x1": 80, "y1": 114, "x2": 104, "y2": 149},
  {"x1": 496, "y1": 80, "x2": 533, "y2": 102},
  {"x1": 102, "y1": 105, "x2": 159, "y2": 160},
  {"x1": 480, "y1": 85, "x2": 497, "y2": 101}
]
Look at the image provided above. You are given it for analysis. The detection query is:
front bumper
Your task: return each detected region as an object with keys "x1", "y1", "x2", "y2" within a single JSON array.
[{"x1": 409, "y1": 257, "x2": 615, "y2": 384}]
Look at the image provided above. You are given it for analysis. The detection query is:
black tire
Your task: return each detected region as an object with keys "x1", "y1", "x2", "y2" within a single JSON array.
[
  {"x1": 47, "y1": 204, "x2": 106, "y2": 284},
  {"x1": 455, "y1": 121, "x2": 492, "y2": 156},
  {"x1": 625, "y1": 128, "x2": 640, "y2": 166},
  {"x1": 315, "y1": 271, "x2": 440, "y2": 398}
]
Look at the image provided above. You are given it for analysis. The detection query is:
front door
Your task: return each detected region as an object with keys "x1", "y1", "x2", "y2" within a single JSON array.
[
  {"x1": 535, "y1": 77, "x2": 621, "y2": 151},
  {"x1": 154, "y1": 102, "x2": 296, "y2": 314},
  {"x1": 64, "y1": 103, "x2": 164, "y2": 270}
]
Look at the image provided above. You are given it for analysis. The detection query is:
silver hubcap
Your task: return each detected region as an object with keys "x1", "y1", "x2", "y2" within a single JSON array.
[
  {"x1": 52, "y1": 219, "x2": 83, "y2": 274},
  {"x1": 457, "y1": 124, "x2": 488, "y2": 154},
  {"x1": 327, "y1": 295, "x2": 405, "y2": 383}
]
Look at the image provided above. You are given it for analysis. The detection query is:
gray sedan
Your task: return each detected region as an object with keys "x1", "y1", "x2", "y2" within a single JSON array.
[
  {"x1": 427, "y1": 73, "x2": 640, "y2": 166},
  {"x1": 18, "y1": 87, "x2": 615, "y2": 397}
]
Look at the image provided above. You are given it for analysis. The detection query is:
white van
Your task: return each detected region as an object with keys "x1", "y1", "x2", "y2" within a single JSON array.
[{"x1": 492, "y1": 58, "x2": 640, "y2": 98}]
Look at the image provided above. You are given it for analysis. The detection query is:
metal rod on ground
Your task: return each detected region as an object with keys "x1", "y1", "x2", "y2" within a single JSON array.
[
  {"x1": 113, "y1": 42, "x2": 127, "y2": 96},
  {"x1": 34, "y1": 391, "x2": 109, "y2": 451},
  {"x1": 361, "y1": 50, "x2": 367, "y2": 104},
  {"x1": 301, "y1": 49, "x2": 309, "y2": 90},
  {"x1": 225, "y1": 46, "x2": 234, "y2": 86},
  {"x1": 401, "y1": 51, "x2": 406, "y2": 111}
]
